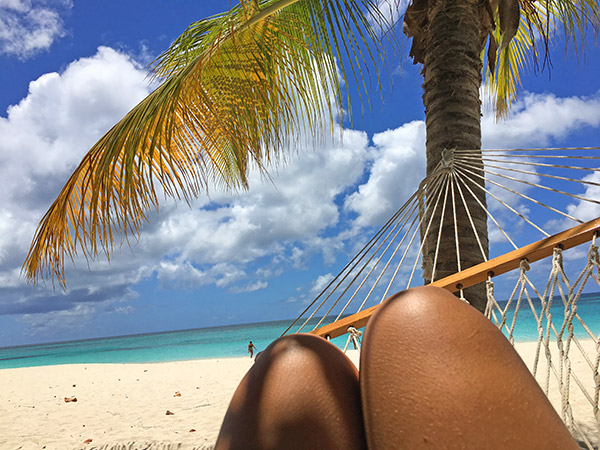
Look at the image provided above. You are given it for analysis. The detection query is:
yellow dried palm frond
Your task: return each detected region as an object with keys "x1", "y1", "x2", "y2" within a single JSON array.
[{"x1": 24, "y1": 0, "x2": 392, "y2": 286}]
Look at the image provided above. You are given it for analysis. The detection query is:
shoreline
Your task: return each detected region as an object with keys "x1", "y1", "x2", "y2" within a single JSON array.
[
  {"x1": 0, "y1": 354, "x2": 257, "y2": 371},
  {"x1": 1, "y1": 343, "x2": 597, "y2": 449},
  {"x1": 0, "y1": 336, "x2": 565, "y2": 371}
]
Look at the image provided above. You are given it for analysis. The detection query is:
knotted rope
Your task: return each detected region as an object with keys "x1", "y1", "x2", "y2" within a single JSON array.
[{"x1": 343, "y1": 326, "x2": 362, "y2": 352}]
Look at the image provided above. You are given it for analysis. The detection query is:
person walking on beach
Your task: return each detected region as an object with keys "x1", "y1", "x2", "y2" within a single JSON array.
[{"x1": 248, "y1": 341, "x2": 257, "y2": 358}]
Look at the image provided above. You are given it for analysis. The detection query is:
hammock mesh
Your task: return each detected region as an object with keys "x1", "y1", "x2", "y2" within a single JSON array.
[{"x1": 283, "y1": 147, "x2": 600, "y2": 447}]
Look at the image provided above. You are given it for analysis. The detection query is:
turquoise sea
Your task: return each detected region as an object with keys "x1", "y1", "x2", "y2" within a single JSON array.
[{"x1": 2, "y1": 293, "x2": 599, "y2": 370}]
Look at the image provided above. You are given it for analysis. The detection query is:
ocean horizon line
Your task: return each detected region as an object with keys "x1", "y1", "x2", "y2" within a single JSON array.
[
  {"x1": 0, "y1": 316, "x2": 296, "y2": 352},
  {"x1": 2, "y1": 291, "x2": 599, "y2": 370},
  {"x1": 8, "y1": 290, "x2": 598, "y2": 351}
]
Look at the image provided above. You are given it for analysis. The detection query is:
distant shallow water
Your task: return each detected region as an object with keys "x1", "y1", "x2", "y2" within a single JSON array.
[
  {"x1": 492, "y1": 292, "x2": 600, "y2": 342},
  {"x1": 2, "y1": 293, "x2": 599, "y2": 369},
  {"x1": 0, "y1": 319, "x2": 293, "y2": 369}
]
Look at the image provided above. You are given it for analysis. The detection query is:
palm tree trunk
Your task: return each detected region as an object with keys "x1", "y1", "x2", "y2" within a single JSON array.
[{"x1": 421, "y1": 0, "x2": 489, "y2": 311}]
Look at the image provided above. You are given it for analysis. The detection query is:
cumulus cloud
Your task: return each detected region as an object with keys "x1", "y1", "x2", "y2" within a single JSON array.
[
  {"x1": 132, "y1": 127, "x2": 371, "y2": 295},
  {"x1": 343, "y1": 91, "x2": 600, "y2": 251},
  {"x1": 481, "y1": 92, "x2": 600, "y2": 243},
  {"x1": 0, "y1": 46, "x2": 149, "y2": 218},
  {"x1": 565, "y1": 172, "x2": 600, "y2": 222},
  {"x1": 0, "y1": 46, "x2": 151, "y2": 318},
  {"x1": 2, "y1": 40, "x2": 600, "y2": 342},
  {"x1": 345, "y1": 120, "x2": 425, "y2": 227},
  {"x1": 482, "y1": 92, "x2": 600, "y2": 149},
  {"x1": 545, "y1": 171, "x2": 600, "y2": 234},
  {"x1": 161, "y1": 128, "x2": 369, "y2": 264},
  {"x1": 0, "y1": 0, "x2": 72, "y2": 58},
  {"x1": 156, "y1": 261, "x2": 247, "y2": 290},
  {"x1": 0, "y1": 47, "x2": 151, "y2": 329},
  {"x1": 0, "y1": 44, "x2": 373, "y2": 333},
  {"x1": 310, "y1": 273, "x2": 335, "y2": 295}
]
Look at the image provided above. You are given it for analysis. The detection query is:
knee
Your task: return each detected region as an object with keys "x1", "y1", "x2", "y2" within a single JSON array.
[
  {"x1": 360, "y1": 285, "x2": 512, "y2": 381},
  {"x1": 248, "y1": 334, "x2": 361, "y2": 412},
  {"x1": 359, "y1": 288, "x2": 579, "y2": 450},
  {"x1": 375, "y1": 285, "x2": 470, "y2": 319},
  {"x1": 217, "y1": 334, "x2": 365, "y2": 449},
  {"x1": 252, "y1": 333, "x2": 356, "y2": 380},
  {"x1": 364, "y1": 286, "x2": 492, "y2": 346}
]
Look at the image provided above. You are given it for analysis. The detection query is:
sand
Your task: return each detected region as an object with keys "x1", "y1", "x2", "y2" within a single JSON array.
[
  {"x1": 0, "y1": 357, "x2": 257, "y2": 450},
  {"x1": 0, "y1": 344, "x2": 597, "y2": 450},
  {"x1": 514, "y1": 339, "x2": 599, "y2": 447}
]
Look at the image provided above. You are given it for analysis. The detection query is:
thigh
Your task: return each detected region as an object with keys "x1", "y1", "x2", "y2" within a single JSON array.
[
  {"x1": 360, "y1": 286, "x2": 578, "y2": 450},
  {"x1": 215, "y1": 333, "x2": 366, "y2": 450}
]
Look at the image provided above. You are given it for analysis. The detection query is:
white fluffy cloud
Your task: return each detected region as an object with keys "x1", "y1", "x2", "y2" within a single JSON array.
[
  {"x1": 345, "y1": 92, "x2": 600, "y2": 242},
  {"x1": 2, "y1": 43, "x2": 600, "y2": 340},
  {"x1": 156, "y1": 261, "x2": 247, "y2": 290},
  {"x1": 0, "y1": 47, "x2": 151, "y2": 309},
  {"x1": 545, "y1": 171, "x2": 600, "y2": 234},
  {"x1": 482, "y1": 92, "x2": 600, "y2": 149},
  {"x1": 345, "y1": 120, "x2": 425, "y2": 227},
  {"x1": 0, "y1": 0, "x2": 71, "y2": 58},
  {"x1": 1, "y1": 46, "x2": 149, "y2": 179},
  {"x1": 153, "y1": 128, "x2": 370, "y2": 265},
  {"x1": 0, "y1": 45, "x2": 373, "y2": 324},
  {"x1": 481, "y1": 92, "x2": 600, "y2": 243},
  {"x1": 120, "y1": 126, "x2": 371, "y2": 298},
  {"x1": 310, "y1": 273, "x2": 334, "y2": 295},
  {"x1": 565, "y1": 172, "x2": 600, "y2": 222}
]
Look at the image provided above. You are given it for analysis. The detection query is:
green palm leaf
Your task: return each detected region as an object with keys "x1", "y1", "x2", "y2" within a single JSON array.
[
  {"x1": 484, "y1": 0, "x2": 600, "y2": 116},
  {"x1": 24, "y1": 0, "x2": 392, "y2": 286}
]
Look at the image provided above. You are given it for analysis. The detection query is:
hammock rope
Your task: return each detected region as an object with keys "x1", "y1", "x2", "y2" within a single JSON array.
[
  {"x1": 284, "y1": 146, "x2": 600, "y2": 336},
  {"x1": 482, "y1": 239, "x2": 600, "y2": 448},
  {"x1": 281, "y1": 146, "x2": 600, "y2": 447}
]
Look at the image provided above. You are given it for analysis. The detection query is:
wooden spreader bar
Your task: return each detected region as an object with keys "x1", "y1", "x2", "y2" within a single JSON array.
[{"x1": 310, "y1": 217, "x2": 600, "y2": 340}]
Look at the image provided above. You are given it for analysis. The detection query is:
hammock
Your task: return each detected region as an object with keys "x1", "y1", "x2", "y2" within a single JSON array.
[
  {"x1": 282, "y1": 146, "x2": 600, "y2": 448},
  {"x1": 485, "y1": 240, "x2": 600, "y2": 448}
]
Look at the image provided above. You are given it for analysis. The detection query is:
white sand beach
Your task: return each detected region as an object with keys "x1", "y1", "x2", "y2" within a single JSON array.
[
  {"x1": 0, "y1": 344, "x2": 597, "y2": 450},
  {"x1": 0, "y1": 357, "x2": 259, "y2": 450}
]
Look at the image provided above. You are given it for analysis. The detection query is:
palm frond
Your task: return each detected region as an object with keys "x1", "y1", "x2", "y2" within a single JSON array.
[
  {"x1": 484, "y1": 16, "x2": 537, "y2": 116},
  {"x1": 24, "y1": 0, "x2": 393, "y2": 286},
  {"x1": 484, "y1": 0, "x2": 600, "y2": 117}
]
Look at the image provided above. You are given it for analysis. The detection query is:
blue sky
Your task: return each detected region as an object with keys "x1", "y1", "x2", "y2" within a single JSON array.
[{"x1": 0, "y1": 0, "x2": 599, "y2": 347}]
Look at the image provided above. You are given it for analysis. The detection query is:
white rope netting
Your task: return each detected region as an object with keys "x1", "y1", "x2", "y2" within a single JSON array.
[
  {"x1": 484, "y1": 239, "x2": 600, "y2": 449},
  {"x1": 283, "y1": 147, "x2": 600, "y2": 336},
  {"x1": 281, "y1": 146, "x2": 600, "y2": 447}
]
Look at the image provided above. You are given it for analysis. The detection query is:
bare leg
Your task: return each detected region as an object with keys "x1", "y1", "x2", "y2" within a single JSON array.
[
  {"x1": 215, "y1": 333, "x2": 366, "y2": 450},
  {"x1": 360, "y1": 285, "x2": 578, "y2": 449}
]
